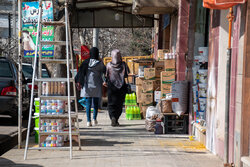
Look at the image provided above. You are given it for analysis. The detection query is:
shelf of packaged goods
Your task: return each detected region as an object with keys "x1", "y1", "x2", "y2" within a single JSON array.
[
  {"x1": 40, "y1": 96, "x2": 76, "y2": 100},
  {"x1": 28, "y1": 146, "x2": 70, "y2": 150},
  {"x1": 39, "y1": 113, "x2": 77, "y2": 119}
]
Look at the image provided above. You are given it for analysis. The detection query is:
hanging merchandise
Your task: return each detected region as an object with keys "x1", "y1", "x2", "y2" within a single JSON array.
[{"x1": 192, "y1": 47, "x2": 209, "y2": 123}]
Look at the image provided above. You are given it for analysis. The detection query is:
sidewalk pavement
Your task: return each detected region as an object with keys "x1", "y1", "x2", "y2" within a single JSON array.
[{"x1": 0, "y1": 110, "x2": 223, "y2": 167}]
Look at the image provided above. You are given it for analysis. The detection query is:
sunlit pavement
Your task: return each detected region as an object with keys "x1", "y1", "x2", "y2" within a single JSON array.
[{"x1": 0, "y1": 111, "x2": 223, "y2": 167}]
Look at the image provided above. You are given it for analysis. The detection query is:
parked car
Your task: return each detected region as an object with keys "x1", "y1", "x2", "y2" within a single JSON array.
[{"x1": 0, "y1": 57, "x2": 29, "y2": 122}]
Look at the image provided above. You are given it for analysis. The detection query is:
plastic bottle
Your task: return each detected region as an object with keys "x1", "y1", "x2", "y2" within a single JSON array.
[
  {"x1": 127, "y1": 106, "x2": 132, "y2": 120},
  {"x1": 155, "y1": 120, "x2": 163, "y2": 134},
  {"x1": 136, "y1": 106, "x2": 141, "y2": 120},
  {"x1": 132, "y1": 93, "x2": 136, "y2": 105},
  {"x1": 125, "y1": 107, "x2": 129, "y2": 120},
  {"x1": 127, "y1": 94, "x2": 131, "y2": 106},
  {"x1": 132, "y1": 106, "x2": 136, "y2": 120},
  {"x1": 125, "y1": 94, "x2": 128, "y2": 106}
]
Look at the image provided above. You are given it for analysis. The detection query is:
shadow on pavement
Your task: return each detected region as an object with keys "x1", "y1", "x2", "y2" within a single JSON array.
[
  {"x1": 0, "y1": 157, "x2": 43, "y2": 167},
  {"x1": 0, "y1": 116, "x2": 28, "y2": 127},
  {"x1": 80, "y1": 138, "x2": 133, "y2": 147}
]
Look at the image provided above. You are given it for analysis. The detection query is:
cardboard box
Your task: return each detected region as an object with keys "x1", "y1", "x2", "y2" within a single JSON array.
[
  {"x1": 142, "y1": 80, "x2": 154, "y2": 93},
  {"x1": 128, "y1": 75, "x2": 134, "y2": 84},
  {"x1": 164, "y1": 59, "x2": 176, "y2": 70},
  {"x1": 136, "y1": 77, "x2": 144, "y2": 86},
  {"x1": 154, "y1": 78, "x2": 161, "y2": 90},
  {"x1": 161, "y1": 84, "x2": 172, "y2": 98},
  {"x1": 136, "y1": 86, "x2": 143, "y2": 103},
  {"x1": 154, "y1": 61, "x2": 165, "y2": 77},
  {"x1": 139, "y1": 104, "x2": 149, "y2": 119},
  {"x1": 144, "y1": 68, "x2": 155, "y2": 80},
  {"x1": 160, "y1": 100, "x2": 172, "y2": 113},
  {"x1": 138, "y1": 63, "x2": 152, "y2": 77},
  {"x1": 141, "y1": 92, "x2": 153, "y2": 106},
  {"x1": 161, "y1": 71, "x2": 175, "y2": 84},
  {"x1": 157, "y1": 49, "x2": 169, "y2": 60}
]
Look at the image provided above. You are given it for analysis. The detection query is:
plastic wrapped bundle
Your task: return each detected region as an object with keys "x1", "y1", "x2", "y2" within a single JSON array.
[{"x1": 171, "y1": 81, "x2": 188, "y2": 116}]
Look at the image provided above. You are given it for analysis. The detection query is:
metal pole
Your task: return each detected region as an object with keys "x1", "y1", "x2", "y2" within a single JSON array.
[
  {"x1": 8, "y1": 13, "x2": 11, "y2": 57},
  {"x1": 224, "y1": 7, "x2": 234, "y2": 166},
  {"x1": 13, "y1": 0, "x2": 16, "y2": 38},
  {"x1": 24, "y1": 0, "x2": 42, "y2": 160},
  {"x1": 65, "y1": 2, "x2": 73, "y2": 160},
  {"x1": 17, "y1": 0, "x2": 22, "y2": 150},
  {"x1": 93, "y1": 28, "x2": 99, "y2": 48}
]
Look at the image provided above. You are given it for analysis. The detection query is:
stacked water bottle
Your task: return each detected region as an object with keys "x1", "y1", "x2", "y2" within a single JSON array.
[
  {"x1": 40, "y1": 119, "x2": 64, "y2": 133},
  {"x1": 40, "y1": 135, "x2": 64, "y2": 147},
  {"x1": 40, "y1": 100, "x2": 65, "y2": 115},
  {"x1": 125, "y1": 93, "x2": 141, "y2": 120}
]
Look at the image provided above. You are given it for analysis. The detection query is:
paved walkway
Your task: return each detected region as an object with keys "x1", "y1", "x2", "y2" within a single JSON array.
[{"x1": 1, "y1": 110, "x2": 223, "y2": 167}]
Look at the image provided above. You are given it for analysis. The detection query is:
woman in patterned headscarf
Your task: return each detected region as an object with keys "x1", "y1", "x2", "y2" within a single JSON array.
[{"x1": 105, "y1": 49, "x2": 130, "y2": 126}]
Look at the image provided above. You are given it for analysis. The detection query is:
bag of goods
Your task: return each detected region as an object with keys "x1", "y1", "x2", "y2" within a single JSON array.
[{"x1": 171, "y1": 81, "x2": 188, "y2": 116}]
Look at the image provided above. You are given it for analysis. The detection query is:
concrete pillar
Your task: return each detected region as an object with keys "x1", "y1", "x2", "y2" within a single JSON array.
[
  {"x1": 93, "y1": 28, "x2": 99, "y2": 48},
  {"x1": 176, "y1": 0, "x2": 190, "y2": 81}
]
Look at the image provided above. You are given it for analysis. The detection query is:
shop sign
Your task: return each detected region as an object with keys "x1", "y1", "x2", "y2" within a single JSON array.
[{"x1": 22, "y1": 1, "x2": 54, "y2": 57}]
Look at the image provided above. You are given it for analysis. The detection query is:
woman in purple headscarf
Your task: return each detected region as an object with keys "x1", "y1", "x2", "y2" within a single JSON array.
[{"x1": 105, "y1": 49, "x2": 130, "y2": 126}]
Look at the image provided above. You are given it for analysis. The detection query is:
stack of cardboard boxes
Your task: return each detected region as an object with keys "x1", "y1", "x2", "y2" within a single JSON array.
[
  {"x1": 135, "y1": 55, "x2": 176, "y2": 118},
  {"x1": 161, "y1": 59, "x2": 176, "y2": 98}
]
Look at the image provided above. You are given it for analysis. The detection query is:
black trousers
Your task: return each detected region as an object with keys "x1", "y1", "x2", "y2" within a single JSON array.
[{"x1": 107, "y1": 82, "x2": 127, "y2": 121}]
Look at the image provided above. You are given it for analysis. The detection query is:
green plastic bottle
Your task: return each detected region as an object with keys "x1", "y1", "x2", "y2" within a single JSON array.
[
  {"x1": 137, "y1": 106, "x2": 141, "y2": 120},
  {"x1": 128, "y1": 106, "x2": 132, "y2": 120},
  {"x1": 132, "y1": 106, "x2": 137, "y2": 120},
  {"x1": 125, "y1": 107, "x2": 128, "y2": 120},
  {"x1": 132, "y1": 93, "x2": 136, "y2": 105},
  {"x1": 125, "y1": 94, "x2": 128, "y2": 106}
]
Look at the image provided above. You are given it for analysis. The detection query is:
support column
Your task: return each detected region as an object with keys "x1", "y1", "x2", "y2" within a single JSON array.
[
  {"x1": 93, "y1": 28, "x2": 99, "y2": 48},
  {"x1": 17, "y1": 0, "x2": 22, "y2": 149},
  {"x1": 176, "y1": 0, "x2": 190, "y2": 81},
  {"x1": 241, "y1": 0, "x2": 250, "y2": 157}
]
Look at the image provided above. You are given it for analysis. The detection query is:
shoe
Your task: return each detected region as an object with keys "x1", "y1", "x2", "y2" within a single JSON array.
[
  {"x1": 111, "y1": 117, "x2": 116, "y2": 127},
  {"x1": 87, "y1": 122, "x2": 92, "y2": 127},
  {"x1": 92, "y1": 120, "x2": 98, "y2": 126},
  {"x1": 115, "y1": 121, "x2": 120, "y2": 126}
]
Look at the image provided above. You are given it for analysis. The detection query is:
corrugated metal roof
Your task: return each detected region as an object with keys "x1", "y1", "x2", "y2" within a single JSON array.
[{"x1": 132, "y1": 0, "x2": 179, "y2": 14}]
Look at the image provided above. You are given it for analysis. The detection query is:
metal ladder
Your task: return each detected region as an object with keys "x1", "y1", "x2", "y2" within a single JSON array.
[{"x1": 24, "y1": 0, "x2": 81, "y2": 160}]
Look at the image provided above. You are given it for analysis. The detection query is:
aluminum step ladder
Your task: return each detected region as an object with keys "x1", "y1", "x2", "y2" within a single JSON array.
[{"x1": 24, "y1": 0, "x2": 81, "y2": 160}]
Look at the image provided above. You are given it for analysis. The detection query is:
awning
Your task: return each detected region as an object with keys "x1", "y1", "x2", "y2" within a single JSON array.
[
  {"x1": 203, "y1": 0, "x2": 246, "y2": 9},
  {"x1": 132, "y1": 0, "x2": 179, "y2": 15},
  {"x1": 57, "y1": 0, "x2": 154, "y2": 28}
]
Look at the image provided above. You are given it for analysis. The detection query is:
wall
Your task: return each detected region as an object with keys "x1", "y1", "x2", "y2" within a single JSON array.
[
  {"x1": 206, "y1": 9, "x2": 220, "y2": 156},
  {"x1": 234, "y1": 4, "x2": 246, "y2": 167}
]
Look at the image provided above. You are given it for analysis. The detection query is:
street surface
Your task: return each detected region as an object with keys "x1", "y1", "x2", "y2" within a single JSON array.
[
  {"x1": 0, "y1": 115, "x2": 27, "y2": 156},
  {"x1": 1, "y1": 111, "x2": 223, "y2": 167}
]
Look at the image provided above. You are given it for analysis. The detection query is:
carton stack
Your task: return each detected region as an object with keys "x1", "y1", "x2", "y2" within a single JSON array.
[
  {"x1": 134, "y1": 55, "x2": 176, "y2": 118},
  {"x1": 161, "y1": 59, "x2": 175, "y2": 98},
  {"x1": 192, "y1": 47, "x2": 208, "y2": 123},
  {"x1": 136, "y1": 68, "x2": 155, "y2": 119}
]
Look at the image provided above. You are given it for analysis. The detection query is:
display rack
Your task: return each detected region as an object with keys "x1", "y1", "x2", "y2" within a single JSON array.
[{"x1": 24, "y1": 0, "x2": 80, "y2": 160}]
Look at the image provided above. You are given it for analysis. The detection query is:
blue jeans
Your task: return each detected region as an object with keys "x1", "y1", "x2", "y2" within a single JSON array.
[{"x1": 85, "y1": 97, "x2": 99, "y2": 122}]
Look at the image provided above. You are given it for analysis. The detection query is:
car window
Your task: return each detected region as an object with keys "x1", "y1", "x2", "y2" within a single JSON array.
[
  {"x1": 22, "y1": 65, "x2": 33, "y2": 79},
  {"x1": 0, "y1": 61, "x2": 13, "y2": 77},
  {"x1": 42, "y1": 70, "x2": 49, "y2": 78}
]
